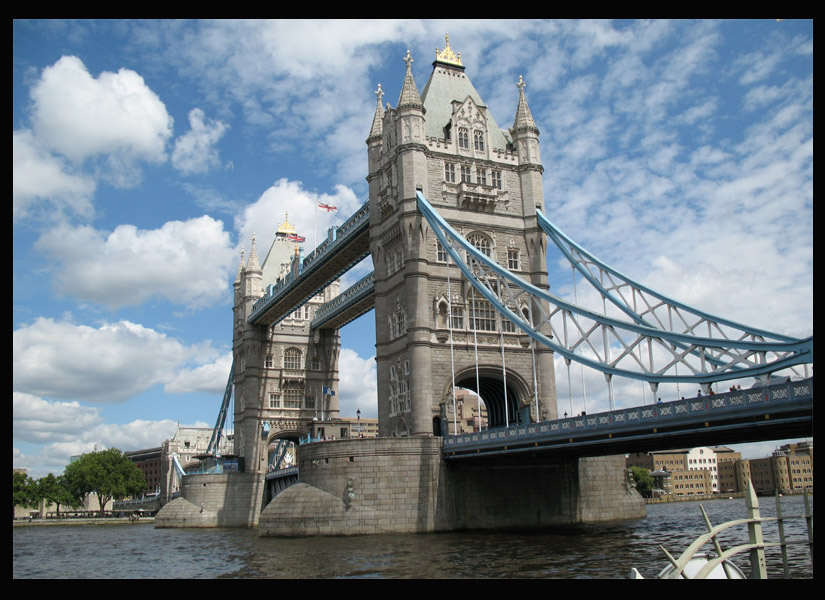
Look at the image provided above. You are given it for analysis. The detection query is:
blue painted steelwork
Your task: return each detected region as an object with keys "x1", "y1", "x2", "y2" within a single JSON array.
[
  {"x1": 207, "y1": 360, "x2": 234, "y2": 456},
  {"x1": 442, "y1": 377, "x2": 813, "y2": 459},
  {"x1": 311, "y1": 271, "x2": 375, "y2": 330},
  {"x1": 416, "y1": 191, "x2": 812, "y2": 385},
  {"x1": 248, "y1": 202, "x2": 370, "y2": 327}
]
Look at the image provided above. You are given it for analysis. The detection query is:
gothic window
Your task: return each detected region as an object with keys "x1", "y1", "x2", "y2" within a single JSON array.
[
  {"x1": 284, "y1": 347, "x2": 303, "y2": 370},
  {"x1": 507, "y1": 249, "x2": 519, "y2": 270},
  {"x1": 311, "y1": 355, "x2": 321, "y2": 371},
  {"x1": 477, "y1": 169, "x2": 487, "y2": 186},
  {"x1": 474, "y1": 130, "x2": 485, "y2": 151},
  {"x1": 436, "y1": 241, "x2": 447, "y2": 263},
  {"x1": 492, "y1": 171, "x2": 502, "y2": 189},
  {"x1": 458, "y1": 127, "x2": 469, "y2": 149},
  {"x1": 501, "y1": 314, "x2": 517, "y2": 333},
  {"x1": 269, "y1": 393, "x2": 280, "y2": 409},
  {"x1": 460, "y1": 165, "x2": 471, "y2": 183},
  {"x1": 265, "y1": 354, "x2": 273, "y2": 368},
  {"x1": 283, "y1": 386, "x2": 302, "y2": 409},
  {"x1": 465, "y1": 232, "x2": 492, "y2": 266},
  {"x1": 304, "y1": 395, "x2": 315, "y2": 409},
  {"x1": 470, "y1": 296, "x2": 497, "y2": 332},
  {"x1": 444, "y1": 163, "x2": 456, "y2": 183},
  {"x1": 450, "y1": 306, "x2": 464, "y2": 330}
]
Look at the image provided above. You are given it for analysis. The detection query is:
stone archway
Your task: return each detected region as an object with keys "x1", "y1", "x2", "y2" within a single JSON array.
[{"x1": 448, "y1": 366, "x2": 531, "y2": 429}]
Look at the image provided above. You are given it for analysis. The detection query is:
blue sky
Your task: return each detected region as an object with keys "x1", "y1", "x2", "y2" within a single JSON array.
[{"x1": 13, "y1": 20, "x2": 812, "y2": 477}]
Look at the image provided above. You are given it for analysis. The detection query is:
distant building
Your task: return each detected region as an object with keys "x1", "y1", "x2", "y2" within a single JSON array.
[
  {"x1": 124, "y1": 447, "x2": 163, "y2": 495},
  {"x1": 627, "y1": 441, "x2": 812, "y2": 497}
]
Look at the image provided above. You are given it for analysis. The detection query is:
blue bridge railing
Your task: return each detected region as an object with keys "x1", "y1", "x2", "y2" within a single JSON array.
[{"x1": 442, "y1": 377, "x2": 813, "y2": 458}]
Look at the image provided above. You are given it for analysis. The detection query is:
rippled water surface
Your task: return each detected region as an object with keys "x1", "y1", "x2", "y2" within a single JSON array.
[{"x1": 13, "y1": 495, "x2": 812, "y2": 579}]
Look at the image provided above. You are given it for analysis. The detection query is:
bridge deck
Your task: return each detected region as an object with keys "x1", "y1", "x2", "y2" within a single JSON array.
[
  {"x1": 249, "y1": 204, "x2": 370, "y2": 327},
  {"x1": 442, "y1": 378, "x2": 813, "y2": 460}
]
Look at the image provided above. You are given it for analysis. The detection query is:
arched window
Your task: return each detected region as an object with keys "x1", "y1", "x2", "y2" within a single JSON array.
[
  {"x1": 465, "y1": 232, "x2": 492, "y2": 265},
  {"x1": 284, "y1": 347, "x2": 303, "y2": 370}
]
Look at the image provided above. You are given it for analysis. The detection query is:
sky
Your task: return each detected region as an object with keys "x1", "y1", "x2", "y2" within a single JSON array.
[{"x1": 13, "y1": 20, "x2": 813, "y2": 478}]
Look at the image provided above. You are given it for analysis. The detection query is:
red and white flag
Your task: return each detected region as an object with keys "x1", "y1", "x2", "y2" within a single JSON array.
[{"x1": 318, "y1": 203, "x2": 337, "y2": 212}]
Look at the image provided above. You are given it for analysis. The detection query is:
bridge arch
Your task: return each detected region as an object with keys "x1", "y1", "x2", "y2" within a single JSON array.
[{"x1": 446, "y1": 366, "x2": 532, "y2": 429}]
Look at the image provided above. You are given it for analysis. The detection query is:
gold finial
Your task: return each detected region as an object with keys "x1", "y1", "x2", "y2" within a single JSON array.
[
  {"x1": 435, "y1": 33, "x2": 463, "y2": 67},
  {"x1": 277, "y1": 212, "x2": 297, "y2": 235}
]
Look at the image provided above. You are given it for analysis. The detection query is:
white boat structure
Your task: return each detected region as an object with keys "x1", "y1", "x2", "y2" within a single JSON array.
[{"x1": 630, "y1": 482, "x2": 813, "y2": 579}]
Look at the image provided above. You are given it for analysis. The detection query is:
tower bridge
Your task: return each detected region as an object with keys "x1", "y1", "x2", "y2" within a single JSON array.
[{"x1": 156, "y1": 37, "x2": 813, "y2": 535}]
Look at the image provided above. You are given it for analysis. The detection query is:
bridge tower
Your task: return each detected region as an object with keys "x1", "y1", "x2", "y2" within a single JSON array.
[
  {"x1": 367, "y1": 37, "x2": 557, "y2": 437},
  {"x1": 232, "y1": 218, "x2": 341, "y2": 475}
]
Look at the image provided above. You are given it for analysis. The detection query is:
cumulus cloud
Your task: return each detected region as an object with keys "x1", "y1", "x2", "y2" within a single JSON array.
[
  {"x1": 12, "y1": 317, "x2": 219, "y2": 403},
  {"x1": 30, "y1": 55, "x2": 172, "y2": 166},
  {"x1": 13, "y1": 129, "x2": 97, "y2": 222},
  {"x1": 165, "y1": 351, "x2": 233, "y2": 395},
  {"x1": 171, "y1": 108, "x2": 230, "y2": 175},
  {"x1": 13, "y1": 392, "x2": 103, "y2": 443},
  {"x1": 337, "y1": 348, "x2": 377, "y2": 419},
  {"x1": 35, "y1": 216, "x2": 236, "y2": 310}
]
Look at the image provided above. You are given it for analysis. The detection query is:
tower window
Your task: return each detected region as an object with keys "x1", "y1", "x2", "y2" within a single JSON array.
[
  {"x1": 492, "y1": 171, "x2": 502, "y2": 189},
  {"x1": 458, "y1": 127, "x2": 469, "y2": 149},
  {"x1": 507, "y1": 249, "x2": 519, "y2": 270},
  {"x1": 474, "y1": 130, "x2": 485, "y2": 151},
  {"x1": 444, "y1": 163, "x2": 456, "y2": 183},
  {"x1": 284, "y1": 347, "x2": 303, "y2": 370},
  {"x1": 460, "y1": 165, "x2": 471, "y2": 183}
]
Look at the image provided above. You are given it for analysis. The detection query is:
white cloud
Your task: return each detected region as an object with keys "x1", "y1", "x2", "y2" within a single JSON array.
[
  {"x1": 35, "y1": 216, "x2": 236, "y2": 310},
  {"x1": 13, "y1": 129, "x2": 96, "y2": 222},
  {"x1": 30, "y1": 55, "x2": 173, "y2": 166},
  {"x1": 13, "y1": 416, "x2": 183, "y2": 479},
  {"x1": 171, "y1": 108, "x2": 229, "y2": 175},
  {"x1": 337, "y1": 348, "x2": 377, "y2": 419},
  {"x1": 12, "y1": 317, "x2": 218, "y2": 403},
  {"x1": 13, "y1": 392, "x2": 103, "y2": 443},
  {"x1": 165, "y1": 352, "x2": 233, "y2": 395},
  {"x1": 235, "y1": 178, "x2": 362, "y2": 257}
]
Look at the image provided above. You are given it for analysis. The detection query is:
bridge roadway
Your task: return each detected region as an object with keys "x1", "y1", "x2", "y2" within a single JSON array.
[
  {"x1": 442, "y1": 377, "x2": 813, "y2": 461},
  {"x1": 248, "y1": 203, "x2": 370, "y2": 327}
]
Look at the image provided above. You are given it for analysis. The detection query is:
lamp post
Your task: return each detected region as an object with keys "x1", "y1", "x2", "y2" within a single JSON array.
[{"x1": 356, "y1": 408, "x2": 361, "y2": 438}]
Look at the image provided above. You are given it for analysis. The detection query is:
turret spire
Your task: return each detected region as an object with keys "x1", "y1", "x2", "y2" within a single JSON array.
[
  {"x1": 368, "y1": 83, "x2": 385, "y2": 141},
  {"x1": 397, "y1": 50, "x2": 423, "y2": 110},
  {"x1": 512, "y1": 75, "x2": 539, "y2": 135}
]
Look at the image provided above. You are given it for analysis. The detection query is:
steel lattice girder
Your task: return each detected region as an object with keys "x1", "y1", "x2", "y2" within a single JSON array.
[{"x1": 416, "y1": 191, "x2": 812, "y2": 385}]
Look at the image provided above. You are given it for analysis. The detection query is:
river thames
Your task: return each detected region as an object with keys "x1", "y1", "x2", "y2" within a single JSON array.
[{"x1": 14, "y1": 494, "x2": 812, "y2": 579}]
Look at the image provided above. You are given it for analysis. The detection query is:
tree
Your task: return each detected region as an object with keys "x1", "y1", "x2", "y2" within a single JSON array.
[
  {"x1": 37, "y1": 473, "x2": 82, "y2": 516},
  {"x1": 630, "y1": 466, "x2": 654, "y2": 498},
  {"x1": 13, "y1": 471, "x2": 37, "y2": 517},
  {"x1": 62, "y1": 448, "x2": 146, "y2": 515}
]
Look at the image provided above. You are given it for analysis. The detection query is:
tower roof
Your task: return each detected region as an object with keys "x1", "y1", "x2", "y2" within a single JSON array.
[{"x1": 419, "y1": 35, "x2": 510, "y2": 151}]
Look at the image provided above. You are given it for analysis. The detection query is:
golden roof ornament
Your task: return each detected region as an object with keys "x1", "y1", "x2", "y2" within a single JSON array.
[
  {"x1": 276, "y1": 213, "x2": 297, "y2": 235},
  {"x1": 435, "y1": 34, "x2": 462, "y2": 67}
]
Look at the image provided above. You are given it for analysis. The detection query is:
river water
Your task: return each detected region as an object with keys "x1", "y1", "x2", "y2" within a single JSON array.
[{"x1": 14, "y1": 495, "x2": 812, "y2": 579}]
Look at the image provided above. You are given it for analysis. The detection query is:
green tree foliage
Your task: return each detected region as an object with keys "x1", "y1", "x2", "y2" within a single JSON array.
[
  {"x1": 631, "y1": 466, "x2": 654, "y2": 498},
  {"x1": 37, "y1": 473, "x2": 82, "y2": 515},
  {"x1": 62, "y1": 448, "x2": 146, "y2": 515},
  {"x1": 13, "y1": 471, "x2": 37, "y2": 515}
]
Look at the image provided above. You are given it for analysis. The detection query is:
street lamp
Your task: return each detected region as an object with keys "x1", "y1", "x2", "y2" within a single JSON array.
[{"x1": 356, "y1": 408, "x2": 361, "y2": 438}]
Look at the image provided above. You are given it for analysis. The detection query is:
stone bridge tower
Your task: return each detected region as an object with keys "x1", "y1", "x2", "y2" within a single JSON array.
[
  {"x1": 232, "y1": 218, "x2": 341, "y2": 475},
  {"x1": 367, "y1": 37, "x2": 557, "y2": 437}
]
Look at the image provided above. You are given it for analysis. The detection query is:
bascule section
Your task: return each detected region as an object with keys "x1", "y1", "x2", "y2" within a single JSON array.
[{"x1": 367, "y1": 38, "x2": 557, "y2": 438}]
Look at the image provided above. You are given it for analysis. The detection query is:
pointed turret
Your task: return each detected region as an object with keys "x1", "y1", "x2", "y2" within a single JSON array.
[
  {"x1": 512, "y1": 75, "x2": 539, "y2": 136},
  {"x1": 367, "y1": 83, "x2": 385, "y2": 143},
  {"x1": 397, "y1": 50, "x2": 424, "y2": 111},
  {"x1": 246, "y1": 233, "x2": 261, "y2": 274}
]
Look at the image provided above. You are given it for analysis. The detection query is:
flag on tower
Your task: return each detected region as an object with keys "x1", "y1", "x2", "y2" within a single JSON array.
[
  {"x1": 318, "y1": 203, "x2": 337, "y2": 212},
  {"x1": 322, "y1": 386, "x2": 336, "y2": 396},
  {"x1": 287, "y1": 233, "x2": 306, "y2": 243}
]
